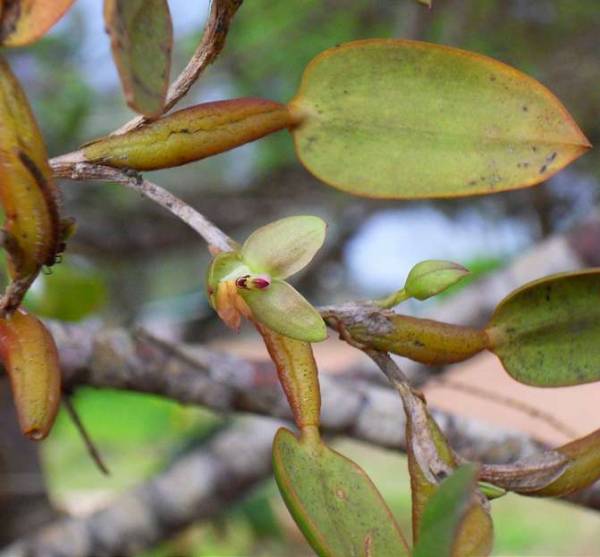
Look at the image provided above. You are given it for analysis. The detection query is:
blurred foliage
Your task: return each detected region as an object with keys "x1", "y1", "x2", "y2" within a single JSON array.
[{"x1": 25, "y1": 257, "x2": 108, "y2": 322}]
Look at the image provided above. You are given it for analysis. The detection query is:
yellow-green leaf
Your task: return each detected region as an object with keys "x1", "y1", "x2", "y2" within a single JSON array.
[
  {"x1": 273, "y1": 428, "x2": 410, "y2": 557},
  {"x1": 241, "y1": 215, "x2": 326, "y2": 279},
  {"x1": 82, "y1": 99, "x2": 293, "y2": 170},
  {"x1": 258, "y1": 326, "x2": 321, "y2": 430},
  {"x1": 104, "y1": 0, "x2": 173, "y2": 117},
  {"x1": 0, "y1": 308, "x2": 61, "y2": 440},
  {"x1": 487, "y1": 269, "x2": 600, "y2": 387},
  {"x1": 0, "y1": 0, "x2": 75, "y2": 46},
  {"x1": 0, "y1": 57, "x2": 62, "y2": 307},
  {"x1": 289, "y1": 39, "x2": 590, "y2": 199}
]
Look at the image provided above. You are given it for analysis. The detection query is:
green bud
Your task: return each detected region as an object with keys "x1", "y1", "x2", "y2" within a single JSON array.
[{"x1": 404, "y1": 260, "x2": 469, "y2": 301}]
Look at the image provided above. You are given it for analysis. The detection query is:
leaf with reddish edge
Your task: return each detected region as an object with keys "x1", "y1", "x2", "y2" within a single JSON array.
[
  {"x1": 0, "y1": 57, "x2": 63, "y2": 310},
  {"x1": 257, "y1": 324, "x2": 321, "y2": 430},
  {"x1": 289, "y1": 39, "x2": 590, "y2": 199},
  {"x1": 530, "y1": 428, "x2": 600, "y2": 497},
  {"x1": 273, "y1": 427, "x2": 410, "y2": 557},
  {"x1": 0, "y1": 309, "x2": 61, "y2": 440},
  {"x1": 104, "y1": 0, "x2": 173, "y2": 117},
  {"x1": 82, "y1": 98, "x2": 294, "y2": 170},
  {"x1": 487, "y1": 269, "x2": 600, "y2": 386},
  {"x1": 0, "y1": 0, "x2": 76, "y2": 46}
]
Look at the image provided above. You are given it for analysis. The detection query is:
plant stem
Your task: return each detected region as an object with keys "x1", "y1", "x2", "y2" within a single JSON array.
[
  {"x1": 375, "y1": 287, "x2": 410, "y2": 309},
  {"x1": 50, "y1": 160, "x2": 237, "y2": 254}
]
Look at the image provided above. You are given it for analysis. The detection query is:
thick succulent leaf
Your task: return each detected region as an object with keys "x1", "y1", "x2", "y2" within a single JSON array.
[
  {"x1": 413, "y1": 464, "x2": 480, "y2": 557},
  {"x1": 0, "y1": 57, "x2": 61, "y2": 307},
  {"x1": 0, "y1": 309, "x2": 61, "y2": 440},
  {"x1": 273, "y1": 428, "x2": 410, "y2": 557},
  {"x1": 258, "y1": 325, "x2": 321, "y2": 429},
  {"x1": 530, "y1": 428, "x2": 600, "y2": 497},
  {"x1": 487, "y1": 269, "x2": 600, "y2": 386},
  {"x1": 289, "y1": 39, "x2": 590, "y2": 199},
  {"x1": 241, "y1": 279, "x2": 326, "y2": 342},
  {"x1": 0, "y1": 0, "x2": 75, "y2": 46},
  {"x1": 340, "y1": 306, "x2": 487, "y2": 365},
  {"x1": 104, "y1": 0, "x2": 173, "y2": 117},
  {"x1": 405, "y1": 259, "x2": 469, "y2": 301},
  {"x1": 241, "y1": 215, "x2": 326, "y2": 279},
  {"x1": 82, "y1": 98, "x2": 293, "y2": 170}
]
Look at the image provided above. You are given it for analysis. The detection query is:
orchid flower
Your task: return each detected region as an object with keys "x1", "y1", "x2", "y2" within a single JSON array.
[{"x1": 206, "y1": 216, "x2": 327, "y2": 342}]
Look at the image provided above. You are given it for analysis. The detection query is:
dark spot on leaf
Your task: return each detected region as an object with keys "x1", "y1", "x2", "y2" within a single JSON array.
[
  {"x1": 489, "y1": 75, "x2": 496, "y2": 82},
  {"x1": 522, "y1": 105, "x2": 528, "y2": 112},
  {"x1": 546, "y1": 151, "x2": 557, "y2": 162},
  {"x1": 539, "y1": 164, "x2": 547, "y2": 174}
]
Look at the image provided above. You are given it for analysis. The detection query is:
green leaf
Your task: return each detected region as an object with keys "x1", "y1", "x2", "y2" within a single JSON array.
[
  {"x1": 289, "y1": 39, "x2": 590, "y2": 199},
  {"x1": 487, "y1": 269, "x2": 600, "y2": 386},
  {"x1": 405, "y1": 260, "x2": 469, "y2": 301},
  {"x1": 273, "y1": 428, "x2": 410, "y2": 557},
  {"x1": 241, "y1": 215, "x2": 326, "y2": 279},
  {"x1": 241, "y1": 279, "x2": 326, "y2": 342},
  {"x1": 104, "y1": 0, "x2": 173, "y2": 117},
  {"x1": 0, "y1": 1, "x2": 75, "y2": 46},
  {"x1": 413, "y1": 464, "x2": 480, "y2": 557}
]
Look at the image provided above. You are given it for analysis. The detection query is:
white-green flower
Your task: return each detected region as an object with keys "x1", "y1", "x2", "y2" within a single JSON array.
[{"x1": 206, "y1": 216, "x2": 327, "y2": 342}]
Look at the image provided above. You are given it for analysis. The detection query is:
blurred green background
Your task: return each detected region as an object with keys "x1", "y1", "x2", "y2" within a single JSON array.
[{"x1": 2, "y1": 0, "x2": 600, "y2": 555}]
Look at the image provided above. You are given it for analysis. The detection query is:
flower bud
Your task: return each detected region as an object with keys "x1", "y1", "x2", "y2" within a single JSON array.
[{"x1": 405, "y1": 260, "x2": 469, "y2": 301}]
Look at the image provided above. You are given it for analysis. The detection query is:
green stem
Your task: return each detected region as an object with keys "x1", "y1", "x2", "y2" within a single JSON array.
[{"x1": 375, "y1": 288, "x2": 410, "y2": 309}]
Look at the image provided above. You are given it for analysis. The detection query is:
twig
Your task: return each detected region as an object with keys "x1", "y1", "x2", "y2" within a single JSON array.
[
  {"x1": 2, "y1": 417, "x2": 280, "y2": 557},
  {"x1": 113, "y1": 0, "x2": 244, "y2": 136},
  {"x1": 430, "y1": 377, "x2": 577, "y2": 440},
  {"x1": 50, "y1": 161, "x2": 236, "y2": 253},
  {"x1": 62, "y1": 394, "x2": 110, "y2": 476}
]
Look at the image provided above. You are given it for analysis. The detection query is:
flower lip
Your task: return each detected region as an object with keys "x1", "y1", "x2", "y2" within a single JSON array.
[{"x1": 236, "y1": 274, "x2": 272, "y2": 290}]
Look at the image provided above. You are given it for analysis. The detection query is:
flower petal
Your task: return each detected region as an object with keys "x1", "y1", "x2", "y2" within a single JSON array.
[
  {"x1": 241, "y1": 279, "x2": 327, "y2": 342},
  {"x1": 206, "y1": 252, "x2": 248, "y2": 303},
  {"x1": 241, "y1": 216, "x2": 326, "y2": 279}
]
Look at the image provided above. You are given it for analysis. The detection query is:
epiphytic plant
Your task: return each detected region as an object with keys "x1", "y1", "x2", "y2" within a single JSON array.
[{"x1": 0, "y1": 1, "x2": 597, "y2": 556}]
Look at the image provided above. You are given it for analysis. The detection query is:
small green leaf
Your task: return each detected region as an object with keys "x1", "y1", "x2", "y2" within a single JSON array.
[
  {"x1": 104, "y1": 0, "x2": 173, "y2": 117},
  {"x1": 413, "y1": 464, "x2": 480, "y2": 557},
  {"x1": 241, "y1": 279, "x2": 326, "y2": 342},
  {"x1": 273, "y1": 428, "x2": 410, "y2": 557},
  {"x1": 405, "y1": 260, "x2": 469, "y2": 301},
  {"x1": 487, "y1": 269, "x2": 600, "y2": 386},
  {"x1": 289, "y1": 39, "x2": 590, "y2": 199},
  {"x1": 241, "y1": 215, "x2": 326, "y2": 279}
]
